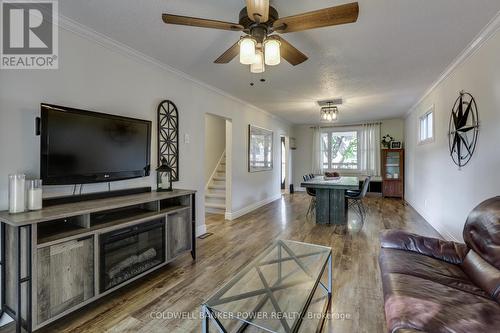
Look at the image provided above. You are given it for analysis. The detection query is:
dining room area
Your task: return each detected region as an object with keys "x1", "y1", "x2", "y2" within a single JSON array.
[{"x1": 292, "y1": 119, "x2": 405, "y2": 229}]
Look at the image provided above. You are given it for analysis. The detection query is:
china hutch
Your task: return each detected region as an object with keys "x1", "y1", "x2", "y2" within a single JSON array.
[{"x1": 381, "y1": 149, "x2": 404, "y2": 198}]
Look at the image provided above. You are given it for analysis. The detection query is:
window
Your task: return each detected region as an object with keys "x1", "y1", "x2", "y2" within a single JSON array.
[
  {"x1": 320, "y1": 130, "x2": 359, "y2": 170},
  {"x1": 419, "y1": 108, "x2": 434, "y2": 143}
]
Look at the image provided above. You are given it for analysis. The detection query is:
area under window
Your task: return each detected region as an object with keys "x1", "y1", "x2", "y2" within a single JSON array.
[
  {"x1": 321, "y1": 130, "x2": 359, "y2": 170},
  {"x1": 419, "y1": 108, "x2": 434, "y2": 143}
]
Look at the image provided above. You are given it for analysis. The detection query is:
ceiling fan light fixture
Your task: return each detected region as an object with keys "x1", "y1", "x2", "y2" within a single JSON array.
[
  {"x1": 264, "y1": 38, "x2": 281, "y2": 66},
  {"x1": 250, "y1": 49, "x2": 265, "y2": 73},
  {"x1": 239, "y1": 37, "x2": 257, "y2": 65}
]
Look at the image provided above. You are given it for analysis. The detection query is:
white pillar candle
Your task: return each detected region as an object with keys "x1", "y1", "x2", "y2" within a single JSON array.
[
  {"x1": 28, "y1": 188, "x2": 43, "y2": 210},
  {"x1": 9, "y1": 174, "x2": 26, "y2": 214}
]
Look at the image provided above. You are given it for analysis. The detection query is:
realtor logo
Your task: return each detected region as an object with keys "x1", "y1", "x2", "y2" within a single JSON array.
[{"x1": 1, "y1": 0, "x2": 58, "y2": 69}]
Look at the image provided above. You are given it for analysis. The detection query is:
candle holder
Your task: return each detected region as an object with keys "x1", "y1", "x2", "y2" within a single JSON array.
[
  {"x1": 9, "y1": 174, "x2": 26, "y2": 214},
  {"x1": 28, "y1": 179, "x2": 43, "y2": 211},
  {"x1": 156, "y1": 157, "x2": 173, "y2": 192}
]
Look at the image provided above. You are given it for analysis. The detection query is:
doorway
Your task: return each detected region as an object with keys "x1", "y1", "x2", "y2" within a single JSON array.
[{"x1": 281, "y1": 136, "x2": 286, "y2": 191}]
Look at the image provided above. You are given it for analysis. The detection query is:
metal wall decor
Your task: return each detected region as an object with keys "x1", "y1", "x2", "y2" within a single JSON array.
[
  {"x1": 157, "y1": 100, "x2": 179, "y2": 181},
  {"x1": 448, "y1": 91, "x2": 479, "y2": 168}
]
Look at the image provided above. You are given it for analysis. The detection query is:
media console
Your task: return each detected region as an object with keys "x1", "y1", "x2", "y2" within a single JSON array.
[{"x1": 0, "y1": 189, "x2": 196, "y2": 332}]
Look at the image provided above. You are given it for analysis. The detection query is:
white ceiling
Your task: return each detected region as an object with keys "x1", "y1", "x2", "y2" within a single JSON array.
[{"x1": 60, "y1": 0, "x2": 500, "y2": 124}]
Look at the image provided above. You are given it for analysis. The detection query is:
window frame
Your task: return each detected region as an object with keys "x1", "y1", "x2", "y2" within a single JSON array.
[
  {"x1": 418, "y1": 106, "x2": 435, "y2": 145},
  {"x1": 320, "y1": 128, "x2": 361, "y2": 171}
]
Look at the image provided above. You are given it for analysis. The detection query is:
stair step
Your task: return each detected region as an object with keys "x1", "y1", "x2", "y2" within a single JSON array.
[
  {"x1": 206, "y1": 203, "x2": 225, "y2": 209},
  {"x1": 213, "y1": 176, "x2": 225, "y2": 181},
  {"x1": 206, "y1": 193, "x2": 225, "y2": 199},
  {"x1": 208, "y1": 184, "x2": 225, "y2": 190}
]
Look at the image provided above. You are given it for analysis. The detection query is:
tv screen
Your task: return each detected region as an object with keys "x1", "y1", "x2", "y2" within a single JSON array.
[{"x1": 41, "y1": 104, "x2": 151, "y2": 185}]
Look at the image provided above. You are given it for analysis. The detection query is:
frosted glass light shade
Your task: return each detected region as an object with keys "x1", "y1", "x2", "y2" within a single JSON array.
[
  {"x1": 320, "y1": 105, "x2": 338, "y2": 122},
  {"x1": 264, "y1": 39, "x2": 281, "y2": 66},
  {"x1": 239, "y1": 37, "x2": 257, "y2": 65},
  {"x1": 250, "y1": 50, "x2": 265, "y2": 73}
]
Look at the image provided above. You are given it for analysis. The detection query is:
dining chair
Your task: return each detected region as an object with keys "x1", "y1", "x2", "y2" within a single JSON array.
[
  {"x1": 303, "y1": 175, "x2": 316, "y2": 217},
  {"x1": 346, "y1": 176, "x2": 371, "y2": 222}
]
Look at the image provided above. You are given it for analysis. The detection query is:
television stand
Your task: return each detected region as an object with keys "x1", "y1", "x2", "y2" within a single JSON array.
[
  {"x1": 0, "y1": 189, "x2": 196, "y2": 332},
  {"x1": 42, "y1": 186, "x2": 152, "y2": 207}
]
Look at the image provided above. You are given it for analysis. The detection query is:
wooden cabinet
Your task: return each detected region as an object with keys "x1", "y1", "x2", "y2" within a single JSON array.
[
  {"x1": 382, "y1": 149, "x2": 404, "y2": 198},
  {"x1": 36, "y1": 236, "x2": 94, "y2": 324},
  {"x1": 167, "y1": 208, "x2": 192, "y2": 261}
]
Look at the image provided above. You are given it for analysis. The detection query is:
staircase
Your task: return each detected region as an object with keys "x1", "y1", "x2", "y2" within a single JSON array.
[{"x1": 205, "y1": 152, "x2": 226, "y2": 214}]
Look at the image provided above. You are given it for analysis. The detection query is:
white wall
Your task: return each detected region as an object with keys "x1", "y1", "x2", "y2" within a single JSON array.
[
  {"x1": 381, "y1": 118, "x2": 405, "y2": 144},
  {"x1": 291, "y1": 118, "x2": 405, "y2": 189},
  {"x1": 405, "y1": 29, "x2": 500, "y2": 241},
  {"x1": 0, "y1": 24, "x2": 291, "y2": 234},
  {"x1": 204, "y1": 114, "x2": 226, "y2": 183}
]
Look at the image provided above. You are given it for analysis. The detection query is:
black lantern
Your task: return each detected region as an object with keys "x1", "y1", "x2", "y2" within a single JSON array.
[{"x1": 156, "y1": 157, "x2": 173, "y2": 192}]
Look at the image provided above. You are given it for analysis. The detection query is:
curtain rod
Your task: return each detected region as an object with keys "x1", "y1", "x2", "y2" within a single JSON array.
[{"x1": 309, "y1": 121, "x2": 382, "y2": 129}]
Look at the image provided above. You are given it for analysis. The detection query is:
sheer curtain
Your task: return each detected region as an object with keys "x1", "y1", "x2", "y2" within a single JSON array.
[
  {"x1": 359, "y1": 123, "x2": 381, "y2": 176},
  {"x1": 311, "y1": 126, "x2": 322, "y2": 175}
]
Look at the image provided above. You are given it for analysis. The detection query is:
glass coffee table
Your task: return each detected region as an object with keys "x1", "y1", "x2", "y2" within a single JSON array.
[{"x1": 201, "y1": 240, "x2": 332, "y2": 333}]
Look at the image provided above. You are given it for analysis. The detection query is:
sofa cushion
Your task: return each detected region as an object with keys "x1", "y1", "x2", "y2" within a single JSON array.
[
  {"x1": 381, "y1": 269, "x2": 500, "y2": 333},
  {"x1": 380, "y1": 248, "x2": 489, "y2": 298}
]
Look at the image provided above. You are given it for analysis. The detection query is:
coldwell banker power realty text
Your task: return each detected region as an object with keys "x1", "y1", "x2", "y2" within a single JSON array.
[{"x1": 1, "y1": 0, "x2": 58, "y2": 69}]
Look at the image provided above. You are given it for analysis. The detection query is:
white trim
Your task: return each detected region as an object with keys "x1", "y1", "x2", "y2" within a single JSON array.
[
  {"x1": 196, "y1": 224, "x2": 207, "y2": 237},
  {"x1": 205, "y1": 150, "x2": 226, "y2": 190},
  {"x1": 405, "y1": 199, "x2": 459, "y2": 242},
  {"x1": 225, "y1": 194, "x2": 282, "y2": 220},
  {"x1": 56, "y1": 15, "x2": 291, "y2": 126},
  {"x1": 407, "y1": 11, "x2": 500, "y2": 116}
]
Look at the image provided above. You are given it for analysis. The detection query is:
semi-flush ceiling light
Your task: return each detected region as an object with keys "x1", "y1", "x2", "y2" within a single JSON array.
[
  {"x1": 264, "y1": 38, "x2": 281, "y2": 66},
  {"x1": 320, "y1": 103, "x2": 338, "y2": 122},
  {"x1": 250, "y1": 49, "x2": 265, "y2": 73},
  {"x1": 239, "y1": 37, "x2": 257, "y2": 65}
]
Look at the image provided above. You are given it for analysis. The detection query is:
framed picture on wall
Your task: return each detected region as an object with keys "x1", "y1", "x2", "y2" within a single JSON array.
[
  {"x1": 248, "y1": 125, "x2": 273, "y2": 172},
  {"x1": 390, "y1": 141, "x2": 402, "y2": 149}
]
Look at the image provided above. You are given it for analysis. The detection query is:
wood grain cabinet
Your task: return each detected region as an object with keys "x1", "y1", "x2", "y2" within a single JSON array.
[
  {"x1": 36, "y1": 236, "x2": 94, "y2": 324},
  {"x1": 167, "y1": 208, "x2": 192, "y2": 261},
  {"x1": 382, "y1": 149, "x2": 404, "y2": 198}
]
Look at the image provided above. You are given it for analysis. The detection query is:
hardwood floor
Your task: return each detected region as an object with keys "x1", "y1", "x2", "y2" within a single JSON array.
[{"x1": 1, "y1": 193, "x2": 440, "y2": 333}]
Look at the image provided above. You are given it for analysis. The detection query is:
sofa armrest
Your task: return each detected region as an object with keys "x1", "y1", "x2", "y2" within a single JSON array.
[{"x1": 380, "y1": 229, "x2": 469, "y2": 265}]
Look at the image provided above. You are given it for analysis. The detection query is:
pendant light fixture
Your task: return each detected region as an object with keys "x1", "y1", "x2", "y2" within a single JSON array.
[
  {"x1": 264, "y1": 38, "x2": 281, "y2": 66},
  {"x1": 239, "y1": 36, "x2": 257, "y2": 65},
  {"x1": 250, "y1": 49, "x2": 265, "y2": 73},
  {"x1": 320, "y1": 103, "x2": 339, "y2": 122}
]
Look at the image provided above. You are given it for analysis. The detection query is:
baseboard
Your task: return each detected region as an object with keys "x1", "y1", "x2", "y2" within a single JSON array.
[
  {"x1": 405, "y1": 199, "x2": 459, "y2": 242},
  {"x1": 196, "y1": 224, "x2": 207, "y2": 237},
  {"x1": 225, "y1": 194, "x2": 282, "y2": 220}
]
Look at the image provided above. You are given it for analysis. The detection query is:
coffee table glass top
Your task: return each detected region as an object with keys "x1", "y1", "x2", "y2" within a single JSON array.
[{"x1": 204, "y1": 240, "x2": 332, "y2": 333}]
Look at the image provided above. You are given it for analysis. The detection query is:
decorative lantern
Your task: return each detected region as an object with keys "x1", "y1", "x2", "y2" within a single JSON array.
[{"x1": 156, "y1": 157, "x2": 173, "y2": 192}]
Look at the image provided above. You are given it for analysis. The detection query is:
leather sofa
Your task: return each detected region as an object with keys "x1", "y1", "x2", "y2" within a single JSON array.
[{"x1": 379, "y1": 197, "x2": 500, "y2": 333}]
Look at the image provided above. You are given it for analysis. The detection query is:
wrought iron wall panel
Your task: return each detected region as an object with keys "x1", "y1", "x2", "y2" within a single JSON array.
[
  {"x1": 157, "y1": 100, "x2": 179, "y2": 181},
  {"x1": 448, "y1": 91, "x2": 479, "y2": 169}
]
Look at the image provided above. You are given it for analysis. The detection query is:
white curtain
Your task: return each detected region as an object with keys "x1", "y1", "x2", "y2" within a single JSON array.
[
  {"x1": 359, "y1": 123, "x2": 381, "y2": 176},
  {"x1": 311, "y1": 126, "x2": 322, "y2": 174}
]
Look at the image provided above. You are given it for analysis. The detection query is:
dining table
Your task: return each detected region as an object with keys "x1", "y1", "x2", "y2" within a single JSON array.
[{"x1": 301, "y1": 176, "x2": 360, "y2": 225}]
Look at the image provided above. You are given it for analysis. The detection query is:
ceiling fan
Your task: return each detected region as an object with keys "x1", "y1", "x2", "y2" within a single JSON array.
[{"x1": 162, "y1": 1, "x2": 359, "y2": 73}]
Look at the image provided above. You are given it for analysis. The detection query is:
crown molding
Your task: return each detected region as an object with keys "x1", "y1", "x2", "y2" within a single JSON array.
[
  {"x1": 406, "y1": 10, "x2": 500, "y2": 117},
  {"x1": 55, "y1": 14, "x2": 291, "y2": 126}
]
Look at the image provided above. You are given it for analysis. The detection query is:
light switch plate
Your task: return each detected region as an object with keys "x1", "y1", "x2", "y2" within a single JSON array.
[{"x1": 184, "y1": 133, "x2": 190, "y2": 144}]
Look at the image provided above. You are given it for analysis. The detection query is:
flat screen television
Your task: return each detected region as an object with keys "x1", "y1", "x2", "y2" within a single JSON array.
[{"x1": 40, "y1": 103, "x2": 151, "y2": 185}]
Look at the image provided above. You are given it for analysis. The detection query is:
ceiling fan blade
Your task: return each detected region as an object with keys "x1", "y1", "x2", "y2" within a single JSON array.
[
  {"x1": 214, "y1": 40, "x2": 240, "y2": 64},
  {"x1": 246, "y1": 0, "x2": 270, "y2": 23},
  {"x1": 162, "y1": 14, "x2": 244, "y2": 31},
  {"x1": 273, "y1": 2, "x2": 359, "y2": 33},
  {"x1": 274, "y1": 36, "x2": 308, "y2": 66}
]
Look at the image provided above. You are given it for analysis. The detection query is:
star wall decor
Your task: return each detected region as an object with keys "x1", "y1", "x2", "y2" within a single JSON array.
[{"x1": 448, "y1": 91, "x2": 479, "y2": 168}]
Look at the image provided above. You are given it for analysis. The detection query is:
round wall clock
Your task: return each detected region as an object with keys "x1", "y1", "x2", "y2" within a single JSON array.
[{"x1": 448, "y1": 91, "x2": 479, "y2": 168}]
